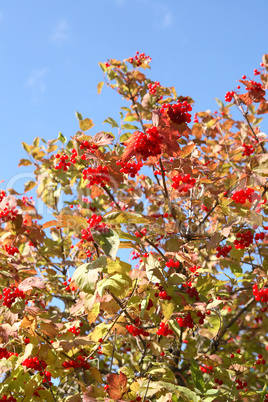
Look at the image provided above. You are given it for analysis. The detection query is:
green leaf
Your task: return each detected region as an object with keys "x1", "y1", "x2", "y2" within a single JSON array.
[
  {"x1": 58, "y1": 132, "x2": 67, "y2": 143},
  {"x1": 79, "y1": 118, "x2": 94, "y2": 131},
  {"x1": 92, "y1": 228, "x2": 120, "y2": 261},
  {"x1": 21, "y1": 141, "x2": 32, "y2": 154},
  {"x1": 124, "y1": 115, "x2": 137, "y2": 122},
  {"x1": 75, "y1": 111, "x2": 83, "y2": 121},
  {"x1": 140, "y1": 295, "x2": 149, "y2": 318},
  {"x1": 162, "y1": 302, "x2": 174, "y2": 320},
  {"x1": 121, "y1": 123, "x2": 139, "y2": 130},
  {"x1": 157, "y1": 382, "x2": 201, "y2": 401},
  {"x1": 103, "y1": 117, "x2": 119, "y2": 128},
  {"x1": 215, "y1": 97, "x2": 224, "y2": 109},
  {"x1": 103, "y1": 210, "x2": 151, "y2": 225},
  {"x1": 72, "y1": 256, "x2": 107, "y2": 293},
  {"x1": 24, "y1": 180, "x2": 37, "y2": 192},
  {"x1": 190, "y1": 358, "x2": 205, "y2": 393},
  {"x1": 107, "y1": 258, "x2": 131, "y2": 275},
  {"x1": 97, "y1": 273, "x2": 132, "y2": 297},
  {"x1": 146, "y1": 253, "x2": 165, "y2": 283}
]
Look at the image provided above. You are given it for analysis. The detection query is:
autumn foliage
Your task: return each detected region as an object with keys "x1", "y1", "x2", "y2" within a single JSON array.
[{"x1": 1, "y1": 51, "x2": 268, "y2": 401}]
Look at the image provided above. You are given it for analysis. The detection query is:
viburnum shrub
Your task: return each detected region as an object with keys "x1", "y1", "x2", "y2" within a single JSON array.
[{"x1": 1, "y1": 53, "x2": 268, "y2": 401}]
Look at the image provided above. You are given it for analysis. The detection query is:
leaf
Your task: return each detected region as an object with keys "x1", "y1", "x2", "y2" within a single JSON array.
[
  {"x1": 146, "y1": 253, "x2": 165, "y2": 283},
  {"x1": 18, "y1": 277, "x2": 46, "y2": 292},
  {"x1": 75, "y1": 111, "x2": 83, "y2": 121},
  {"x1": 92, "y1": 229, "x2": 120, "y2": 261},
  {"x1": 162, "y1": 302, "x2": 174, "y2": 320},
  {"x1": 89, "y1": 366, "x2": 102, "y2": 383},
  {"x1": 103, "y1": 210, "x2": 151, "y2": 225},
  {"x1": 97, "y1": 81, "x2": 104, "y2": 94},
  {"x1": 72, "y1": 256, "x2": 107, "y2": 293},
  {"x1": 92, "y1": 132, "x2": 114, "y2": 146},
  {"x1": 58, "y1": 132, "x2": 67, "y2": 143},
  {"x1": 157, "y1": 382, "x2": 201, "y2": 402},
  {"x1": 106, "y1": 372, "x2": 128, "y2": 399},
  {"x1": 42, "y1": 220, "x2": 58, "y2": 229},
  {"x1": 103, "y1": 117, "x2": 119, "y2": 128},
  {"x1": 180, "y1": 143, "x2": 196, "y2": 158},
  {"x1": 190, "y1": 358, "x2": 205, "y2": 392},
  {"x1": 97, "y1": 273, "x2": 132, "y2": 297},
  {"x1": 24, "y1": 180, "x2": 37, "y2": 193},
  {"x1": 79, "y1": 118, "x2": 94, "y2": 131},
  {"x1": 19, "y1": 159, "x2": 33, "y2": 167},
  {"x1": 107, "y1": 258, "x2": 131, "y2": 275}
]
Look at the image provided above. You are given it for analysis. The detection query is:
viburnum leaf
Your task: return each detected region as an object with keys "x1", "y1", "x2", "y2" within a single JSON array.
[{"x1": 106, "y1": 372, "x2": 128, "y2": 399}]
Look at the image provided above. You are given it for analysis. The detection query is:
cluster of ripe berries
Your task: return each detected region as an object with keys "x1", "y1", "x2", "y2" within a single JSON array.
[
  {"x1": 0, "y1": 396, "x2": 16, "y2": 401},
  {"x1": 242, "y1": 143, "x2": 254, "y2": 156},
  {"x1": 134, "y1": 127, "x2": 162, "y2": 161},
  {"x1": 148, "y1": 81, "x2": 161, "y2": 95},
  {"x1": 63, "y1": 278, "x2": 75, "y2": 292},
  {"x1": 4, "y1": 244, "x2": 19, "y2": 256},
  {"x1": 116, "y1": 160, "x2": 143, "y2": 177},
  {"x1": 172, "y1": 174, "x2": 196, "y2": 193},
  {"x1": 235, "y1": 378, "x2": 247, "y2": 391},
  {"x1": 166, "y1": 258, "x2": 180, "y2": 269},
  {"x1": 0, "y1": 347, "x2": 18, "y2": 360},
  {"x1": 1, "y1": 287, "x2": 25, "y2": 308},
  {"x1": 128, "y1": 51, "x2": 152, "y2": 66},
  {"x1": 253, "y1": 284, "x2": 268, "y2": 303},
  {"x1": 79, "y1": 140, "x2": 98, "y2": 153},
  {"x1": 126, "y1": 324, "x2": 149, "y2": 337},
  {"x1": 231, "y1": 188, "x2": 260, "y2": 204},
  {"x1": 154, "y1": 284, "x2": 172, "y2": 301},
  {"x1": 55, "y1": 151, "x2": 77, "y2": 171},
  {"x1": 22, "y1": 357, "x2": 51, "y2": 384},
  {"x1": 189, "y1": 265, "x2": 200, "y2": 277},
  {"x1": 134, "y1": 228, "x2": 147, "y2": 238},
  {"x1": 214, "y1": 378, "x2": 224, "y2": 386},
  {"x1": 234, "y1": 231, "x2": 254, "y2": 249},
  {"x1": 255, "y1": 232, "x2": 265, "y2": 241},
  {"x1": 62, "y1": 355, "x2": 90, "y2": 369},
  {"x1": 80, "y1": 214, "x2": 108, "y2": 243},
  {"x1": 160, "y1": 100, "x2": 192, "y2": 125},
  {"x1": 200, "y1": 364, "x2": 213, "y2": 374},
  {"x1": 182, "y1": 281, "x2": 200, "y2": 301},
  {"x1": 0, "y1": 203, "x2": 18, "y2": 222},
  {"x1": 216, "y1": 245, "x2": 232, "y2": 258},
  {"x1": 225, "y1": 91, "x2": 235, "y2": 102},
  {"x1": 82, "y1": 165, "x2": 110, "y2": 187},
  {"x1": 68, "y1": 325, "x2": 81, "y2": 336},
  {"x1": 176, "y1": 313, "x2": 194, "y2": 329},
  {"x1": 255, "y1": 353, "x2": 266, "y2": 366},
  {"x1": 156, "y1": 322, "x2": 173, "y2": 337},
  {"x1": 245, "y1": 80, "x2": 264, "y2": 92}
]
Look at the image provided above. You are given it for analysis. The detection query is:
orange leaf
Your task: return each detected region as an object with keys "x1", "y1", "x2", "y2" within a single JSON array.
[{"x1": 106, "y1": 372, "x2": 128, "y2": 399}]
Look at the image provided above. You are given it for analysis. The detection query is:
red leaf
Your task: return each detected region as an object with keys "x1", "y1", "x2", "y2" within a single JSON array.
[{"x1": 106, "y1": 372, "x2": 128, "y2": 399}]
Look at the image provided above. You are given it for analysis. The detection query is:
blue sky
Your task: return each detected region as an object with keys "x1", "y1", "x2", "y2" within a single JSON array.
[{"x1": 0, "y1": 0, "x2": 268, "y2": 192}]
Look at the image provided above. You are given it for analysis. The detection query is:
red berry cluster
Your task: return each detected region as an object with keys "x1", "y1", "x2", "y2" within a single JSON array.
[
  {"x1": 254, "y1": 69, "x2": 261, "y2": 76},
  {"x1": 116, "y1": 160, "x2": 143, "y2": 177},
  {"x1": 200, "y1": 364, "x2": 213, "y2": 374},
  {"x1": 201, "y1": 204, "x2": 210, "y2": 212},
  {"x1": 128, "y1": 51, "x2": 152, "y2": 66},
  {"x1": 82, "y1": 165, "x2": 110, "y2": 187},
  {"x1": 134, "y1": 127, "x2": 162, "y2": 161},
  {"x1": 79, "y1": 141, "x2": 98, "y2": 152},
  {"x1": 81, "y1": 214, "x2": 107, "y2": 243},
  {"x1": 255, "y1": 353, "x2": 266, "y2": 365},
  {"x1": 2, "y1": 287, "x2": 25, "y2": 308},
  {"x1": 154, "y1": 283, "x2": 172, "y2": 300},
  {"x1": 176, "y1": 313, "x2": 194, "y2": 329},
  {"x1": 231, "y1": 188, "x2": 260, "y2": 204},
  {"x1": 216, "y1": 245, "x2": 232, "y2": 258},
  {"x1": 0, "y1": 347, "x2": 18, "y2": 360},
  {"x1": 55, "y1": 152, "x2": 76, "y2": 171},
  {"x1": 183, "y1": 281, "x2": 200, "y2": 301},
  {"x1": 156, "y1": 322, "x2": 173, "y2": 336},
  {"x1": 0, "y1": 204, "x2": 18, "y2": 222},
  {"x1": 246, "y1": 80, "x2": 264, "y2": 92},
  {"x1": 215, "y1": 378, "x2": 224, "y2": 386},
  {"x1": 134, "y1": 228, "x2": 147, "y2": 238},
  {"x1": 0, "y1": 396, "x2": 16, "y2": 402},
  {"x1": 253, "y1": 284, "x2": 268, "y2": 303},
  {"x1": 225, "y1": 91, "x2": 235, "y2": 102},
  {"x1": 68, "y1": 325, "x2": 80, "y2": 336},
  {"x1": 126, "y1": 324, "x2": 149, "y2": 337},
  {"x1": 166, "y1": 258, "x2": 180, "y2": 269},
  {"x1": 63, "y1": 278, "x2": 73, "y2": 291},
  {"x1": 235, "y1": 378, "x2": 247, "y2": 391},
  {"x1": 4, "y1": 244, "x2": 19, "y2": 256},
  {"x1": 242, "y1": 143, "x2": 254, "y2": 156},
  {"x1": 131, "y1": 250, "x2": 140, "y2": 260},
  {"x1": 148, "y1": 81, "x2": 161, "y2": 95},
  {"x1": 172, "y1": 174, "x2": 196, "y2": 192},
  {"x1": 62, "y1": 355, "x2": 90, "y2": 369},
  {"x1": 22, "y1": 356, "x2": 47, "y2": 371},
  {"x1": 189, "y1": 265, "x2": 200, "y2": 277},
  {"x1": 196, "y1": 310, "x2": 207, "y2": 325},
  {"x1": 255, "y1": 232, "x2": 265, "y2": 241},
  {"x1": 193, "y1": 113, "x2": 199, "y2": 123},
  {"x1": 234, "y1": 231, "x2": 254, "y2": 249},
  {"x1": 160, "y1": 100, "x2": 192, "y2": 125}
]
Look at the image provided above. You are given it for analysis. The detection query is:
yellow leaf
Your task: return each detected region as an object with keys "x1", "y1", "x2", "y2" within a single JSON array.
[
  {"x1": 79, "y1": 118, "x2": 94, "y2": 131},
  {"x1": 90, "y1": 366, "x2": 103, "y2": 383}
]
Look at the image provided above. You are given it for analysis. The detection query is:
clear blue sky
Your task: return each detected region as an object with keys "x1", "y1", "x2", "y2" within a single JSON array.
[{"x1": 1, "y1": 0, "x2": 267, "y2": 191}]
